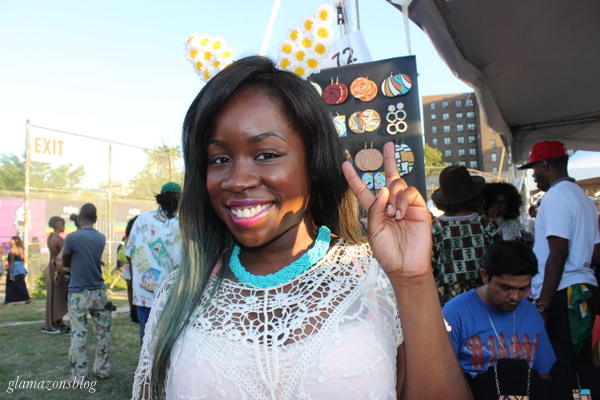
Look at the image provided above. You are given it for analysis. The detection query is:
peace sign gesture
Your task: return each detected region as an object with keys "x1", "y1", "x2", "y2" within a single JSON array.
[{"x1": 342, "y1": 142, "x2": 432, "y2": 280}]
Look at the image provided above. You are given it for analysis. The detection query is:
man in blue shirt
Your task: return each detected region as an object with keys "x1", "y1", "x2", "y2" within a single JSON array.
[
  {"x1": 62, "y1": 203, "x2": 110, "y2": 380},
  {"x1": 443, "y1": 240, "x2": 556, "y2": 378}
]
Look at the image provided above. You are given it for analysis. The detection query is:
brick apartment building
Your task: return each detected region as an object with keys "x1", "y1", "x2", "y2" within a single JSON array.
[{"x1": 422, "y1": 93, "x2": 511, "y2": 174}]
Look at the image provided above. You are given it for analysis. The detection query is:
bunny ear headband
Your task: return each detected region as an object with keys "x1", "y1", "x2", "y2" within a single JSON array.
[{"x1": 184, "y1": 4, "x2": 335, "y2": 82}]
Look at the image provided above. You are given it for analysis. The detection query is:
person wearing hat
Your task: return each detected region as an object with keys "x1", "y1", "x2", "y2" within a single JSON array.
[
  {"x1": 125, "y1": 182, "x2": 183, "y2": 345},
  {"x1": 519, "y1": 140, "x2": 599, "y2": 379},
  {"x1": 431, "y1": 166, "x2": 503, "y2": 305}
]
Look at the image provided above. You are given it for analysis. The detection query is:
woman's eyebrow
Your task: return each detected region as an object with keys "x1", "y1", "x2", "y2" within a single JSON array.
[{"x1": 209, "y1": 131, "x2": 285, "y2": 147}]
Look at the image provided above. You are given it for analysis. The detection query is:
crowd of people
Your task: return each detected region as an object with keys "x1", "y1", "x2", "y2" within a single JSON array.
[{"x1": 1, "y1": 55, "x2": 599, "y2": 399}]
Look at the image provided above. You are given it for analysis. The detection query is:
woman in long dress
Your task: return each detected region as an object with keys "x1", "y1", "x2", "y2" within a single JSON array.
[
  {"x1": 4, "y1": 236, "x2": 31, "y2": 304},
  {"x1": 132, "y1": 56, "x2": 471, "y2": 400},
  {"x1": 42, "y1": 216, "x2": 69, "y2": 333}
]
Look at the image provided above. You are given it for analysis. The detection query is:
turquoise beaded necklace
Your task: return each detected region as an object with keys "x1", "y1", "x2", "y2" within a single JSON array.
[{"x1": 228, "y1": 226, "x2": 332, "y2": 288}]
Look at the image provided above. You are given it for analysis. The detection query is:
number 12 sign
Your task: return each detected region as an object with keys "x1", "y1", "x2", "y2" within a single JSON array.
[{"x1": 324, "y1": 30, "x2": 372, "y2": 68}]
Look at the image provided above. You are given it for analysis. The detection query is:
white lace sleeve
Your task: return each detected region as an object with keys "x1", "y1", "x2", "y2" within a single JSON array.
[{"x1": 131, "y1": 270, "x2": 178, "y2": 400}]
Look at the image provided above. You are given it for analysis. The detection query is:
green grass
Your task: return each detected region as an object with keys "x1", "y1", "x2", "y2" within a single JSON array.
[{"x1": 0, "y1": 294, "x2": 140, "y2": 399}]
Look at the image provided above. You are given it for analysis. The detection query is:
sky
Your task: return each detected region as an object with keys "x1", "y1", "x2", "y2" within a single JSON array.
[{"x1": 0, "y1": 0, "x2": 471, "y2": 164}]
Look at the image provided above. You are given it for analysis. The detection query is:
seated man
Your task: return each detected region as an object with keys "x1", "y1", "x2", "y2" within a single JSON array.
[{"x1": 443, "y1": 240, "x2": 556, "y2": 378}]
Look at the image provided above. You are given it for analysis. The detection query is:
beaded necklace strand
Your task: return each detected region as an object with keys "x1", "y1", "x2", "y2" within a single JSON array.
[{"x1": 229, "y1": 226, "x2": 332, "y2": 289}]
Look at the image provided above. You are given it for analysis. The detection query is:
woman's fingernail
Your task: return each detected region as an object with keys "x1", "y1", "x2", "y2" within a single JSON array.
[
  {"x1": 386, "y1": 204, "x2": 394, "y2": 215},
  {"x1": 395, "y1": 210, "x2": 402, "y2": 220}
]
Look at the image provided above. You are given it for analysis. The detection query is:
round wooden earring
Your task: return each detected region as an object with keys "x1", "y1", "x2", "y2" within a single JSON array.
[{"x1": 350, "y1": 77, "x2": 378, "y2": 102}]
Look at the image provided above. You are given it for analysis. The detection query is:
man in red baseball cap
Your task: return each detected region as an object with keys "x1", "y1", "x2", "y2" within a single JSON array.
[{"x1": 519, "y1": 140, "x2": 600, "y2": 380}]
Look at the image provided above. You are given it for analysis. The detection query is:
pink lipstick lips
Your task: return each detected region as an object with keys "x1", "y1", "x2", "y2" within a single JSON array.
[{"x1": 227, "y1": 200, "x2": 273, "y2": 227}]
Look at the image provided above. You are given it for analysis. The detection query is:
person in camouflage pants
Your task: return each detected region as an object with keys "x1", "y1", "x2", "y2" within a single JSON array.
[
  {"x1": 68, "y1": 288, "x2": 111, "y2": 379},
  {"x1": 62, "y1": 204, "x2": 111, "y2": 380}
]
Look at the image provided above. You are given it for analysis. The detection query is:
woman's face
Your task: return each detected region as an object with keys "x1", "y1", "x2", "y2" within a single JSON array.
[
  {"x1": 206, "y1": 88, "x2": 313, "y2": 248},
  {"x1": 494, "y1": 194, "x2": 508, "y2": 217},
  {"x1": 9, "y1": 239, "x2": 15, "y2": 246}
]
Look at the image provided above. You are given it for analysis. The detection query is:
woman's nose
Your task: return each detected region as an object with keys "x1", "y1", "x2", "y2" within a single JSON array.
[{"x1": 220, "y1": 161, "x2": 260, "y2": 192}]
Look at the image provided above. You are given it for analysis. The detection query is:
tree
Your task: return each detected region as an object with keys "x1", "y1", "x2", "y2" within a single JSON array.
[
  {"x1": 0, "y1": 154, "x2": 25, "y2": 191},
  {"x1": 0, "y1": 153, "x2": 86, "y2": 191},
  {"x1": 128, "y1": 144, "x2": 183, "y2": 198},
  {"x1": 423, "y1": 143, "x2": 444, "y2": 176}
]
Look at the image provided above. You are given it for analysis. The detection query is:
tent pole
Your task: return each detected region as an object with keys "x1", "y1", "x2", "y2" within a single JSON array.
[
  {"x1": 496, "y1": 146, "x2": 506, "y2": 182},
  {"x1": 341, "y1": 0, "x2": 360, "y2": 34},
  {"x1": 259, "y1": 0, "x2": 282, "y2": 56}
]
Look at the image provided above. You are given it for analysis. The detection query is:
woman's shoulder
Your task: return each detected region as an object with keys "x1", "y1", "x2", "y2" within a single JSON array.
[{"x1": 330, "y1": 238, "x2": 373, "y2": 262}]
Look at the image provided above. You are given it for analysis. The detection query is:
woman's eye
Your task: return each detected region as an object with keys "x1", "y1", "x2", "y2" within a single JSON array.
[
  {"x1": 256, "y1": 152, "x2": 280, "y2": 160},
  {"x1": 209, "y1": 156, "x2": 230, "y2": 165}
]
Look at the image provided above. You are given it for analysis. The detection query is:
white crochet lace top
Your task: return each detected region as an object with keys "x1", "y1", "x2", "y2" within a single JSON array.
[{"x1": 132, "y1": 239, "x2": 403, "y2": 400}]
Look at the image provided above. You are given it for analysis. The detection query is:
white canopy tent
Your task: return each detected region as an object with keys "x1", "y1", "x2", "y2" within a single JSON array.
[{"x1": 387, "y1": 0, "x2": 600, "y2": 164}]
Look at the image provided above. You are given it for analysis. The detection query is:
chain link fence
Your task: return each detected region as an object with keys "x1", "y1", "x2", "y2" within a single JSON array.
[{"x1": 0, "y1": 122, "x2": 183, "y2": 291}]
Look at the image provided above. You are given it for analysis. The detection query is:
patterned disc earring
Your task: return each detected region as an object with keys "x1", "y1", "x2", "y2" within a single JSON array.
[
  {"x1": 355, "y1": 143, "x2": 383, "y2": 172},
  {"x1": 381, "y1": 73, "x2": 412, "y2": 97},
  {"x1": 350, "y1": 77, "x2": 378, "y2": 102},
  {"x1": 394, "y1": 142, "x2": 415, "y2": 176},
  {"x1": 323, "y1": 77, "x2": 348, "y2": 105},
  {"x1": 349, "y1": 109, "x2": 381, "y2": 134}
]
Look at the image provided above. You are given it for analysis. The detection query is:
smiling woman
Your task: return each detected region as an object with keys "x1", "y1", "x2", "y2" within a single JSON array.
[{"x1": 131, "y1": 56, "x2": 472, "y2": 400}]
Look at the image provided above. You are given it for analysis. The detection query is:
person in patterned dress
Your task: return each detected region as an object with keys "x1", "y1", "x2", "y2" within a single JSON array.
[{"x1": 431, "y1": 166, "x2": 502, "y2": 305}]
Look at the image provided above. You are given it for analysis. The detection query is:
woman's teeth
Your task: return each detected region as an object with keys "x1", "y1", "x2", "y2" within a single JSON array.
[{"x1": 231, "y1": 204, "x2": 269, "y2": 219}]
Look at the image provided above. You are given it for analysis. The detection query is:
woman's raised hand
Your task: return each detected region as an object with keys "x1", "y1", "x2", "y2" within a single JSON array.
[{"x1": 342, "y1": 142, "x2": 432, "y2": 280}]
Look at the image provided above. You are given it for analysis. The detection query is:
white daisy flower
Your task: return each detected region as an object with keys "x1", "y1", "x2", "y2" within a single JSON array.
[
  {"x1": 312, "y1": 23, "x2": 334, "y2": 44},
  {"x1": 278, "y1": 39, "x2": 299, "y2": 57},
  {"x1": 277, "y1": 57, "x2": 293, "y2": 71},
  {"x1": 303, "y1": 49, "x2": 322, "y2": 73},
  {"x1": 290, "y1": 61, "x2": 309, "y2": 79},
  {"x1": 285, "y1": 26, "x2": 304, "y2": 42},
  {"x1": 315, "y1": 4, "x2": 335, "y2": 23},
  {"x1": 301, "y1": 16, "x2": 318, "y2": 34}
]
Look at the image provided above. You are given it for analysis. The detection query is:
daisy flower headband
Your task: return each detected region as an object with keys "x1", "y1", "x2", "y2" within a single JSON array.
[{"x1": 185, "y1": 4, "x2": 335, "y2": 82}]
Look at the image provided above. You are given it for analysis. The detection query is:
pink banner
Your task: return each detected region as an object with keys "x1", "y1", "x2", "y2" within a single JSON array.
[{"x1": 0, "y1": 198, "x2": 47, "y2": 253}]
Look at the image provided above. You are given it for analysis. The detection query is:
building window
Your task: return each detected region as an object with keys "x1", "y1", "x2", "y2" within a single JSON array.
[
  {"x1": 456, "y1": 112, "x2": 463, "y2": 119},
  {"x1": 468, "y1": 135, "x2": 476, "y2": 143},
  {"x1": 442, "y1": 101, "x2": 449, "y2": 108},
  {"x1": 491, "y1": 153, "x2": 497, "y2": 162},
  {"x1": 458, "y1": 148, "x2": 465, "y2": 156},
  {"x1": 492, "y1": 167, "x2": 498, "y2": 173},
  {"x1": 468, "y1": 123, "x2": 476, "y2": 131},
  {"x1": 446, "y1": 162, "x2": 453, "y2": 167},
  {"x1": 431, "y1": 114, "x2": 436, "y2": 121},
  {"x1": 444, "y1": 137, "x2": 451, "y2": 145},
  {"x1": 468, "y1": 148, "x2": 476, "y2": 155},
  {"x1": 455, "y1": 100, "x2": 462, "y2": 107},
  {"x1": 432, "y1": 138, "x2": 438, "y2": 146},
  {"x1": 469, "y1": 160, "x2": 478, "y2": 168},
  {"x1": 458, "y1": 161, "x2": 466, "y2": 166},
  {"x1": 442, "y1": 113, "x2": 450, "y2": 120},
  {"x1": 444, "y1": 150, "x2": 452, "y2": 157},
  {"x1": 466, "y1": 111, "x2": 475, "y2": 118},
  {"x1": 457, "y1": 124, "x2": 464, "y2": 132},
  {"x1": 429, "y1": 103, "x2": 436, "y2": 110},
  {"x1": 457, "y1": 136, "x2": 465, "y2": 144},
  {"x1": 431, "y1": 126, "x2": 437, "y2": 134},
  {"x1": 490, "y1": 140, "x2": 497, "y2": 148},
  {"x1": 466, "y1": 98, "x2": 474, "y2": 107},
  {"x1": 443, "y1": 125, "x2": 450, "y2": 133}
]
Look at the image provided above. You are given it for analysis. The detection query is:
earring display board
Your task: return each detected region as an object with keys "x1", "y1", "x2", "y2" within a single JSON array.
[{"x1": 311, "y1": 56, "x2": 425, "y2": 198}]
